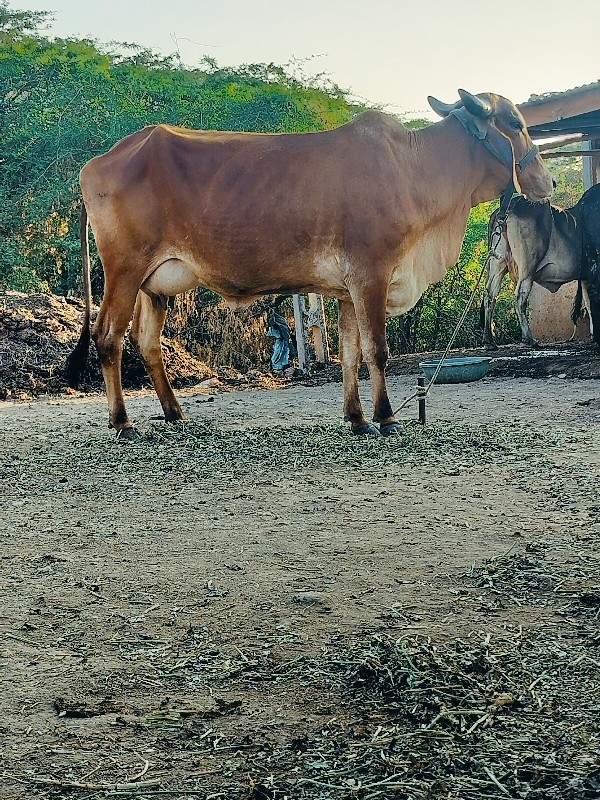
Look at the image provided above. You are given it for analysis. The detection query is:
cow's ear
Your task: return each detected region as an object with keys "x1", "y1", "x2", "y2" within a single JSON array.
[{"x1": 427, "y1": 96, "x2": 456, "y2": 118}]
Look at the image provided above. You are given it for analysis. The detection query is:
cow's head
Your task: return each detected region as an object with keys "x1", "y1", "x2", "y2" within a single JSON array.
[{"x1": 427, "y1": 89, "x2": 553, "y2": 203}]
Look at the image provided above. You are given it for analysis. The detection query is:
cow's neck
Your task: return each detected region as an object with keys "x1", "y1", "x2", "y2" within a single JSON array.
[
  {"x1": 383, "y1": 117, "x2": 511, "y2": 305},
  {"x1": 410, "y1": 116, "x2": 509, "y2": 212}
]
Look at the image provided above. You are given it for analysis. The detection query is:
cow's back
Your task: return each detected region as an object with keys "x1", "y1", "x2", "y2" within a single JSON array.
[
  {"x1": 81, "y1": 113, "x2": 408, "y2": 215},
  {"x1": 80, "y1": 113, "x2": 417, "y2": 297}
]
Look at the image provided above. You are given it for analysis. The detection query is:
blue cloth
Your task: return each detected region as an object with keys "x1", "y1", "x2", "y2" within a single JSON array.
[{"x1": 267, "y1": 311, "x2": 296, "y2": 370}]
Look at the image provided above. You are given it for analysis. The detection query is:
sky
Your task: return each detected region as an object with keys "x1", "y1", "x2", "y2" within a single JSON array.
[{"x1": 13, "y1": 0, "x2": 600, "y2": 119}]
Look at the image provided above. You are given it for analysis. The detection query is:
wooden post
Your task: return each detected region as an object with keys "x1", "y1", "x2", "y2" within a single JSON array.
[
  {"x1": 583, "y1": 139, "x2": 600, "y2": 189},
  {"x1": 292, "y1": 294, "x2": 308, "y2": 372},
  {"x1": 293, "y1": 293, "x2": 330, "y2": 372},
  {"x1": 306, "y1": 293, "x2": 330, "y2": 364}
]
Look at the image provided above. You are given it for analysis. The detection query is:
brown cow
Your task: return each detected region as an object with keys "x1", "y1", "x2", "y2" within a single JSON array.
[{"x1": 68, "y1": 89, "x2": 553, "y2": 437}]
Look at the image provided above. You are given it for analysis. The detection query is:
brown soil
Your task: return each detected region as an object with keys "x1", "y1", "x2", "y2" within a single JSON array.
[
  {"x1": 314, "y1": 342, "x2": 600, "y2": 383},
  {"x1": 1, "y1": 365, "x2": 599, "y2": 799},
  {"x1": 2, "y1": 291, "x2": 600, "y2": 799}
]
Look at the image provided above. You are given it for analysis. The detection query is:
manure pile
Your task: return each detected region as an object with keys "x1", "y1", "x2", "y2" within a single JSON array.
[{"x1": 0, "y1": 290, "x2": 273, "y2": 399}]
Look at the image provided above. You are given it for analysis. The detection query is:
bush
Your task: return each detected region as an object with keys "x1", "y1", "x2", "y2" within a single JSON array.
[{"x1": 2, "y1": 2, "x2": 576, "y2": 359}]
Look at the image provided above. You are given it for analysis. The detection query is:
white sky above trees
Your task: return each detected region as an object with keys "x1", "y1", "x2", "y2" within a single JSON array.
[{"x1": 14, "y1": 0, "x2": 600, "y2": 119}]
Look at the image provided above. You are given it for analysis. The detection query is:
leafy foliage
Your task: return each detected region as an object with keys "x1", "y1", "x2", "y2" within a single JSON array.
[
  {"x1": 0, "y1": 7, "x2": 361, "y2": 295},
  {"x1": 547, "y1": 153, "x2": 584, "y2": 210},
  {"x1": 0, "y1": 2, "x2": 583, "y2": 357}
]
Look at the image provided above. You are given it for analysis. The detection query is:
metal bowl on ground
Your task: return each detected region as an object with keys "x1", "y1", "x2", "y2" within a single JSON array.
[{"x1": 419, "y1": 356, "x2": 492, "y2": 384}]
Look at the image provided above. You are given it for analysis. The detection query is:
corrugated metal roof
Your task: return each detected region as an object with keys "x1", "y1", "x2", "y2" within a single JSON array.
[
  {"x1": 519, "y1": 82, "x2": 600, "y2": 134},
  {"x1": 523, "y1": 81, "x2": 600, "y2": 106}
]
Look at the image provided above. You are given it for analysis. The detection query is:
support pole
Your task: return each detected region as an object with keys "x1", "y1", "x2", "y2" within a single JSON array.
[
  {"x1": 582, "y1": 140, "x2": 598, "y2": 189},
  {"x1": 306, "y1": 293, "x2": 330, "y2": 364},
  {"x1": 293, "y1": 293, "x2": 330, "y2": 372},
  {"x1": 292, "y1": 294, "x2": 308, "y2": 372}
]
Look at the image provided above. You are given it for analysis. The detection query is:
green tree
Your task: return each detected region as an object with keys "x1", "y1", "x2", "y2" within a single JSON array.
[
  {"x1": 0, "y1": 8, "x2": 364, "y2": 293},
  {"x1": 0, "y1": 0, "x2": 50, "y2": 37},
  {"x1": 1, "y1": 1, "x2": 544, "y2": 356}
]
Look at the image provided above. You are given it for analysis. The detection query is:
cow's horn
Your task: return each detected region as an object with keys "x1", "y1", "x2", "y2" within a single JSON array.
[
  {"x1": 458, "y1": 89, "x2": 492, "y2": 119},
  {"x1": 427, "y1": 96, "x2": 456, "y2": 118}
]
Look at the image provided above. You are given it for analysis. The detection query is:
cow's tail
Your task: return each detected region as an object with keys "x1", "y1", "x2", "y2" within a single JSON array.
[
  {"x1": 571, "y1": 279, "x2": 583, "y2": 326},
  {"x1": 66, "y1": 203, "x2": 93, "y2": 388}
]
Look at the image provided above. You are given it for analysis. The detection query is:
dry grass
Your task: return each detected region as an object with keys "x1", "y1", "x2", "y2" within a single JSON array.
[
  {"x1": 3, "y1": 417, "x2": 561, "y2": 491},
  {"x1": 166, "y1": 292, "x2": 275, "y2": 372}
]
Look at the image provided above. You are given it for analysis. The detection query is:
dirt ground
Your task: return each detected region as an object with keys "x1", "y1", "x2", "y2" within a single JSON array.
[{"x1": 1, "y1": 370, "x2": 600, "y2": 799}]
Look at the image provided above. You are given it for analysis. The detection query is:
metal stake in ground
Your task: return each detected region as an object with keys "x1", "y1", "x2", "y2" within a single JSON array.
[{"x1": 417, "y1": 376, "x2": 426, "y2": 424}]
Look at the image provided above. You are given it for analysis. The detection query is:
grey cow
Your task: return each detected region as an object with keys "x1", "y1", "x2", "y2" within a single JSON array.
[{"x1": 483, "y1": 188, "x2": 600, "y2": 348}]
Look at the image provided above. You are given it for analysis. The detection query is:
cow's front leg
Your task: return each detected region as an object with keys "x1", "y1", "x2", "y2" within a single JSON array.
[
  {"x1": 514, "y1": 277, "x2": 538, "y2": 347},
  {"x1": 338, "y1": 299, "x2": 378, "y2": 435},
  {"x1": 131, "y1": 291, "x2": 185, "y2": 422},
  {"x1": 483, "y1": 256, "x2": 507, "y2": 349},
  {"x1": 349, "y1": 285, "x2": 402, "y2": 437}
]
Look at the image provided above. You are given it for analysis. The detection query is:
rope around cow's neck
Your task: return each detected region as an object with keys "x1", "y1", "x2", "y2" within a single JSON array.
[{"x1": 391, "y1": 220, "x2": 505, "y2": 417}]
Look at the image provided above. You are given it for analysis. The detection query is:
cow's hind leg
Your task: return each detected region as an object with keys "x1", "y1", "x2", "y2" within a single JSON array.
[
  {"x1": 339, "y1": 299, "x2": 378, "y2": 435},
  {"x1": 131, "y1": 291, "x2": 184, "y2": 422},
  {"x1": 588, "y1": 293, "x2": 600, "y2": 345},
  {"x1": 514, "y1": 277, "x2": 538, "y2": 347},
  {"x1": 580, "y1": 281, "x2": 600, "y2": 344},
  {"x1": 92, "y1": 284, "x2": 139, "y2": 437},
  {"x1": 349, "y1": 285, "x2": 401, "y2": 437}
]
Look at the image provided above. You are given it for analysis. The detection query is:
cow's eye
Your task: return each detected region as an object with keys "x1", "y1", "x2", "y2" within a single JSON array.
[{"x1": 510, "y1": 119, "x2": 523, "y2": 131}]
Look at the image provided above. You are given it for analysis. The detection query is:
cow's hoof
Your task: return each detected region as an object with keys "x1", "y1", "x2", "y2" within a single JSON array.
[
  {"x1": 116, "y1": 427, "x2": 140, "y2": 441},
  {"x1": 352, "y1": 422, "x2": 381, "y2": 436},
  {"x1": 380, "y1": 421, "x2": 404, "y2": 437},
  {"x1": 164, "y1": 411, "x2": 186, "y2": 423}
]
